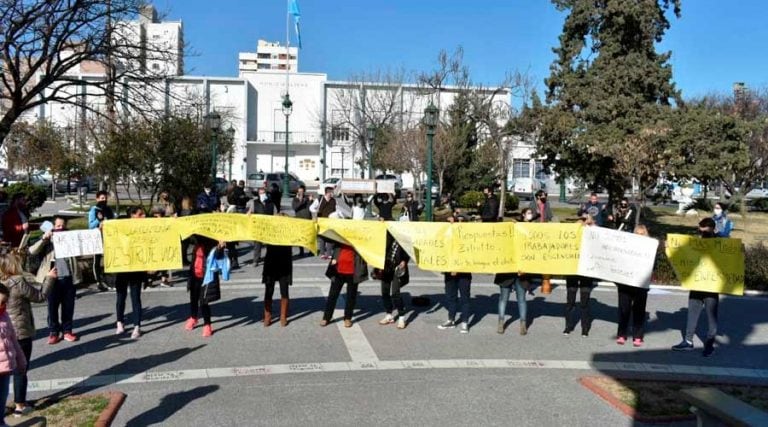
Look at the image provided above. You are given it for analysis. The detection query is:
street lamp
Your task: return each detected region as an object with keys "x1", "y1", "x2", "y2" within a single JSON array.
[
  {"x1": 282, "y1": 93, "x2": 293, "y2": 197},
  {"x1": 340, "y1": 147, "x2": 345, "y2": 178},
  {"x1": 559, "y1": 177, "x2": 567, "y2": 203},
  {"x1": 367, "y1": 124, "x2": 376, "y2": 179},
  {"x1": 423, "y1": 102, "x2": 439, "y2": 222},
  {"x1": 206, "y1": 111, "x2": 222, "y2": 182},
  {"x1": 226, "y1": 126, "x2": 235, "y2": 181}
]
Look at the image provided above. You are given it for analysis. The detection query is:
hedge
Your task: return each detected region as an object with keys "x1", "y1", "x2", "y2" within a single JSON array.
[{"x1": 4, "y1": 182, "x2": 48, "y2": 213}]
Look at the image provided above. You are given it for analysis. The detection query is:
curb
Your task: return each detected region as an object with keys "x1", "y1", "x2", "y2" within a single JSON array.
[
  {"x1": 579, "y1": 376, "x2": 696, "y2": 424},
  {"x1": 95, "y1": 391, "x2": 126, "y2": 427}
]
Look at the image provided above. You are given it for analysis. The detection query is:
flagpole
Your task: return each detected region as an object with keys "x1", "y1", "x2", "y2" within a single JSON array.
[
  {"x1": 282, "y1": 0, "x2": 292, "y2": 197},
  {"x1": 285, "y1": 0, "x2": 290, "y2": 90}
]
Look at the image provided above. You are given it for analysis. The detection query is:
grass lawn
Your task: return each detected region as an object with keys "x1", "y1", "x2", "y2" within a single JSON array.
[
  {"x1": 7, "y1": 394, "x2": 110, "y2": 427},
  {"x1": 584, "y1": 376, "x2": 768, "y2": 419}
]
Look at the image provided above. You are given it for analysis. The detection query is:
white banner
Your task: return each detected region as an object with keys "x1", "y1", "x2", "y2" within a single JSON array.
[
  {"x1": 339, "y1": 179, "x2": 377, "y2": 194},
  {"x1": 577, "y1": 226, "x2": 659, "y2": 288},
  {"x1": 52, "y1": 229, "x2": 104, "y2": 258},
  {"x1": 375, "y1": 180, "x2": 395, "y2": 195}
]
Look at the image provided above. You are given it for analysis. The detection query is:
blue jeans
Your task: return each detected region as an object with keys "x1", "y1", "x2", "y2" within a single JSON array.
[
  {"x1": 0, "y1": 373, "x2": 9, "y2": 425},
  {"x1": 498, "y1": 279, "x2": 527, "y2": 323},
  {"x1": 444, "y1": 276, "x2": 471, "y2": 324}
]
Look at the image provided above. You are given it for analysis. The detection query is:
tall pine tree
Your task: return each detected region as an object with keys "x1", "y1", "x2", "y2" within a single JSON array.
[{"x1": 539, "y1": 0, "x2": 682, "y2": 201}]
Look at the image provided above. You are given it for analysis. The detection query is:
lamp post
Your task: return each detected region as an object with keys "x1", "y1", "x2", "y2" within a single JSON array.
[
  {"x1": 367, "y1": 125, "x2": 375, "y2": 179},
  {"x1": 282, "y1": 93, "x2": 293, "y2": 197},
  {"x1": 340, "y1": 147, "x2": 345, "y2": 178},
  {"x1": 559, "y1": 177, "x2": 567, "y2": 203},
  {"x1": 226, "y1": 126, "x2": 235, "y2": 181},
  {"x1": 206, "y1": 111, "x2": 222, "y2": 182},
  {"x1": 423, "y1": 103, "x2": 439, "y2": 222}
]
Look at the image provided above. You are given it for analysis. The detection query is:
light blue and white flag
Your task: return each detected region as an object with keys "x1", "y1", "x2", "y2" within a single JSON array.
[{"x1": 289, "y1": 0, "x2": 302, "y2": 48}]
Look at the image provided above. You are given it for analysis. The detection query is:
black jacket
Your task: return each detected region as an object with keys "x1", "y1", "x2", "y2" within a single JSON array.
[
  {"x1": 228, "y1": 186, "x2": 249, "y2": 210},
  {"x1": 262, "y1": 245, "x2": 293, "y2": 283},
  {"x1": 250, "y1": 198, "x2": 276, "y2": 215},
  {"x1": 382, "y1": 232, "x2": 410, "y2": 282},
  {"x1": 269, "y1": 188, "x2": 282, "y2": 213},
  {"x1": 614, "y1": 205, "x2": 638, "y2": 233},
  {"x1": 481, "y1": 195, "x2": 500, "y2": 222},
  {"x1": 374, "y1": 195, "x2": 395, "y2": 220},
  {"x1": 318, "y1": 197, "x2": 336, "y2": 218},
  {"x1": 403, "y1": 200, "x2": 423, "y2": 221},
  {"x1": 292, "y1": 195, "x2": 312, "y2": 219}
]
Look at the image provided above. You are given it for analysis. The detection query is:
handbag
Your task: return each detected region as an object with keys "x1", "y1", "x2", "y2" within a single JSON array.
[
  {"x1": 324, "y1": 261, "x2": 337, "y2": 279},
  {"x1": 200, "y1": 275, "x2": 221, "y2": 304}
]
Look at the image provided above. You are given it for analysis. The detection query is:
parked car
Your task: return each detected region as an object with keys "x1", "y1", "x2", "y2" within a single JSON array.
[
  {"x1": 374, "y1": 174, "x2": 403, "y2": 198},
  {"x1": 246, "y1": 172, "x2": 305, "y2": 195},
  {"x1": 55, "y1": 176, "x2": 96, "y2": 193},
  {"x1": 7, "y1": 173, "x2": 52, "y2": 190},
  {"x1": 745, "y1": 187, "x2": 768, "y2": 199},
  {"x1": 510, "y1": 178, "x2": 545, "y2": 200},
  {"x1": 321, "y1": 177, "x2": 341, "y2": 192}
]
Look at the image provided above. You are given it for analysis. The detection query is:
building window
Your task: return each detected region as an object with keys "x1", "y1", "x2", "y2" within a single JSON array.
[
  {"x1": 534, "y1": 161, "x2": 549, "y2": 180},
  {"x1": 512, "y1": 159, "x2": 530, "y2": 179},
  {"x1": 274, "y1": 131, "x2": 292, "y2": 142},
  {"x1": 331, "y1": 126, "x2": 349, "y2": 141},
  {"x1": 257, "y1": 63, "x2": 271, "y2": 69},
  {"x1": 257, "y1": 53, "x2": 271, "y2": 59},
  {"x1": 299, "y1": 159, "x2": 316, "y2": 171}
]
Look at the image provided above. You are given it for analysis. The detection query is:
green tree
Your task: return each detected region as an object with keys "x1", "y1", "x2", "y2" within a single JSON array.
[{"x1": 538, "y1": 0, "x2": 682, "y2": 204}]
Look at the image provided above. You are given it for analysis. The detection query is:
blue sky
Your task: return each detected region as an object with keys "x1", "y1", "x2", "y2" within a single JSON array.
[{"x1": 161, "y1": 0, "x2": 767, "y2": 99}]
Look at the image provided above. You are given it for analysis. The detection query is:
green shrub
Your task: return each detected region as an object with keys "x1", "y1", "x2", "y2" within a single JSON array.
[
  {"x1": 745, "y1": 243, "x2": 768, "y2": 291},
  {"x1": 458, "y1": 191, "x2": 484, "y2": 209},
  {"x1": 750, "y1": 198, "x2": 768, "y2": 212},
  {"x1": 4, "y1": 182, "x2": 48, "y2": 213},
  {"x1": 505, "y1": 193, "x2": 520, "y2": 212}
]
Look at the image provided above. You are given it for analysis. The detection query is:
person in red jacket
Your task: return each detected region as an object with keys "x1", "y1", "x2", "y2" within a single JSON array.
[{"x1": 1, "y1": 194, "x2": 29, "y2": 248}]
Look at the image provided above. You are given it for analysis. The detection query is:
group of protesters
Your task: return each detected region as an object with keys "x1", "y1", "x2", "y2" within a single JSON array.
[{"x1": 0, "y1": 182, "x2": 738, "y2": 424}]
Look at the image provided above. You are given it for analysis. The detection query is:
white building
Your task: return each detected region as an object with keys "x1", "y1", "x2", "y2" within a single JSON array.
[
  {"x1": 238, "y1": 40, "x2": 298, "y2": 73},
  {"x1": 112, "y1": 5, "x2": 184, "y2": 77}
]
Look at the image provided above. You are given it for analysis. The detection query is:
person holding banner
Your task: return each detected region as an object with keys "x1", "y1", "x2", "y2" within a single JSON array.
[
  {"x1": 185, "y1": 236, "x2": 223, "y2": 337},
  {"x1": 196, "y1": 182, "x2": 221, "y2": 214},
  {"x1": 494, "y1": 208, "x2": 536, "y2": 336},
  {"x1": 89, "y1": 191, "x2": 116, "y2": 291},
  {"x1": 401, "y1": 192, "x2": 423, "y2": 222},
  {"x1": 615, "y1": 224, "x2": 651, "y2": 347},
  {"x1": 564, "y1": 217, "x2": 596, "y2": 337},
  {"x1": 672, "y1": 218, "x2": 721, "y2": 357},
  {"x1": 292, "y1": 185, "x2": 313, "y2": 256},
  {"x1": 247, "y1": 187, "x2": 276, "y2": 266},
  {"x1": 262, "y1": 244, "x2": 293, "y2": 327},
  {"x1": 28, "y1": 216, "x2": 81, "y2": 344},
  {"x1": 320, "y1": 233, "x2": 368, "y2": 328},
  {"x1": 114, "y1": 207, "x2": 148, "y2": 339},
  {"x1": 378, "y1": 232, "x2": 410, "y2": 329},
  {"x1": 0, "y1": 245, "x2": 56, "y2": 417},
  {"x1": 437, "y1": 216, "x2": 472, "y2": 334},
  {"x1": 317, "y1": 187, "x2": 337, "y2": 259},
  {"x1": 374, "y1": 193, "x2": 395, "y2": 221}
]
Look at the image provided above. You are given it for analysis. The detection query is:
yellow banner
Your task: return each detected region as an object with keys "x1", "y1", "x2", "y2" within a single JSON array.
[
  {"x1": 665, "y1": 234, "x2": 745, "y2": 296},
  {"x1": 103, "y1": 218, "x2": 183, "y2": 273},
  {"x1": 317, "y1": 218, "x2": 388, "y2": 269},
  {"x1": 387, "y1": 222, "x2": 450, "y2": 271},
  {"x1": 450, "y1": 222, "x2": 517, "y2": 273},
  {"x1": 513, "y1": 223, "x2": 582, "y2": 274},
  {"x1": 250, "y1": 215, "x2": 317, "y2": 251},
  {"x1": 177, "y1": 213, "x2": 252, "y2": 241}
]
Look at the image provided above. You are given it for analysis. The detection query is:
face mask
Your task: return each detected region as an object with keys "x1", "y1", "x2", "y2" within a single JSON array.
[
  {"x1": 713, "y1": 208, "x2": 722, "y2": 216},
  {"x1": 260, "y1": 194, "x2": 267, "y2": 202},
  {"x1": 96, "y1": 201, "x2": 107, "y2": 208},
  {"x1": 540, "y1": 197, "x2": 546, "y2": 202},
  {"x1": 524, "y1": 214, "x2": 534, "y2": 221}
]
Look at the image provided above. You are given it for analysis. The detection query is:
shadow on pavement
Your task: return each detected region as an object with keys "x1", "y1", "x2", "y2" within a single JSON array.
[{"x1": 124, "y1": 384, "x2": 219, "y2": 427}]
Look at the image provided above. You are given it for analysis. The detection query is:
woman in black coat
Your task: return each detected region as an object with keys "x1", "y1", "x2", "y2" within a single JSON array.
[
  {"x1": 262, "y1": 245, "x2": 293, "y2": 326},
  {"x1": 378, "y1": 232, "x2": 410, "y2": 329}
]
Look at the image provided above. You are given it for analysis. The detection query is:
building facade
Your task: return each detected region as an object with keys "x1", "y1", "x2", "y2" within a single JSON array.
[{"x1": 238, "y1": 40, "x2": 298, "y2": 73}]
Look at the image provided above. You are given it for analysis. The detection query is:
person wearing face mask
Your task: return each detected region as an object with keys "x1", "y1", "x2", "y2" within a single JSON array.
[
  {"x1": 88, "y1": 191, "x2": 116, "y2": 291},
  {"x1": 401, "y1": 192, "x2": 423, "y2": 222},
  {"x1": 564, "y1": 216, "x2": 597, "y2": 337},
  {"x1": 615, "y1": 224, "x2": 652, "y2": 347},
  {"x1": 292, "y1": 185, "x2": 313, "y2": 256},
  {"x1": 672, "y1": 217, "x2": 722, "y2": 357},
  {"x1": 374, "y1": 193, "x2": 395, "y2": 220},
  {"x1": 478, "y1": 186, "x2": 500, "y2": 223},
  {"x1": 196, "y1": 182, "x2": 221, "y2": 213},
  {"x1": 711, "y1": 202, "x2": 733, "y2": 237},
  {"x1": 247, "y1": 187, "x2": 276, "y2": 266},
  {"x1": 28, "y1": 216, "x2": 81, "y2": 344},
  {"x1": 613, "y1": 198, "x2": 638, "y2": 233},
  {"x1": 529, "y1": 190, "x2": 553, "y2": 223},
  {"x1": 317, "y1": 187, "x2": 337, "y2": 259},
  {"x1": 114, "y1": 207, "x2": 149, "y2": 340},
  {"x1": 494, "y1": 208, "x2": 536, "y2": 335}
]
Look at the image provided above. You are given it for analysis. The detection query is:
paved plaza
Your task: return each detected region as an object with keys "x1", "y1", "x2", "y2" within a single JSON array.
[{"x1": 17, "y1": 249, "x2": 768, "y2": 426}]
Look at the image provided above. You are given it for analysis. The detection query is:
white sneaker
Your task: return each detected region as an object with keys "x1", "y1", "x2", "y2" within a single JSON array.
[
  {"x1": 378, "y1": 313, "x2": 395, "y2": 325},
  {"x1": 116, "y1": 322, "x2": 125, "y2": 335},
  {"x1": 459, "y1": 322, "x2": 469, "y2": 334},
  {"x1": 131, "y1": 327, "x2": 141, "y2": 339},
  {"x1": 396, "y1": 316, "x2": 406, "y2": 329}
]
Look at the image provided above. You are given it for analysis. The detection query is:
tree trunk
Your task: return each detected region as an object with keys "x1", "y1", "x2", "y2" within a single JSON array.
[{"x1": 497, "y1": 146, "x2": 506, "y2": 219}]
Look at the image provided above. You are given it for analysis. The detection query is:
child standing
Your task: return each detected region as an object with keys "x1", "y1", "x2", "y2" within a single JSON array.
[
  {"x1": 184, "y1": 236, "x2": 226, "y2": 337},
  {"x1": 0, "y1": 284, "x2": 27, "y2": 427}
]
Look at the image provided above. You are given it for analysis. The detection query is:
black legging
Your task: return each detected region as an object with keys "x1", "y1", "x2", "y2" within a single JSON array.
[
  {"x1": 188, "y1": 276, "x2": 212, "y2": 325},
  {"x1": 116, "y1": 277, "x2": 143, "y2": 327},
  {"x1": 565, "y1": 276, "x2": 593, "y2": 333},
  {"x1": 617, "y1": 284, "x2": 649, "y2": 339},
  {"x1": 323, "y1": 275, "x2": 358, "y2": 321},
  {"x1": 265, "y1": 276, "x2": 290, "y2": 300},
  {"x1": 13, "y1": 337, "x2": 32, "y2": 404}
]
